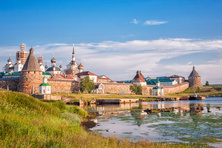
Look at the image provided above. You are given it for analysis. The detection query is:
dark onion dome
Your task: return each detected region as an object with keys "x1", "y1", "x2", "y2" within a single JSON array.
[
  {"x1": 59, "y1": 64, "x2": 62, "y2": 68},
  {"x1": 22, "y1": 48, "x2": 41, "y2": 71},
  {"x1": 7, "y1": 57, "x2": 12, "y2": 62},
  {"x1": 51, "y1": 57, "x2": 56, "y2": 63},
  {"x1": 69, "y1": 60, "x2": 76, "y2": 65},
  {"x1": 189, "y1": 66, "x2": 200, "y2": 77},
  {"x1": 78, "y1": 63, "x2": 84, "y2": 68},
  {"x1": 46, "y1": 67, "x2": 61, "y2": 71}
]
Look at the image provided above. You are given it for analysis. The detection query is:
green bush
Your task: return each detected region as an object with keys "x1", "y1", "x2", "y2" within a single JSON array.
[
  {"x1": 130, "y1": 84, "x2": 142, "y2": 95},
  {"x1": 80, "y1": 76, "x2": 95, "y2": 93}
]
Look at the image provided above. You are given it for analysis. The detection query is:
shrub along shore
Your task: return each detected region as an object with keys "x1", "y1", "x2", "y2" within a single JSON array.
[{"x1": 0, "y1": 90, "x2": 207, "y2": 147}]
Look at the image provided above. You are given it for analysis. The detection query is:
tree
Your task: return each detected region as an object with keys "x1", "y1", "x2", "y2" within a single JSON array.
[
  {"x1": 197, "y1": 86, "x2": 201, "y2": 93},
  {"x1": 205, "y1": 81, "x2": 209, "y2": 86},
  {"x1": 130, "y1": 84, "x2": 142, "y2": 95},
  {"x1": 80, "y1": 76, "x2": 95, "y2": 93}
]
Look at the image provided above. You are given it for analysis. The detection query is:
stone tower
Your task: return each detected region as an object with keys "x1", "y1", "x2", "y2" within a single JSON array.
[
  {"x1": 188, "y1": 66, "x2": 202, "y2": 87},
  {"x1": 16, "y1": 43, "x2": 29, "y2": 65},
  {"x1": 18, "y1": 47, "x2": 43, "y2": 93}
]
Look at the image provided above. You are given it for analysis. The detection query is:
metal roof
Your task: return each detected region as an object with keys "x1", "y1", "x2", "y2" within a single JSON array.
[
  {"x1": 146, "y1": 79, "x2": 174, "y2": 85},
  {"x1": 39, "y1": 83, "x2": 51, "y2": 86},
  {"x1": 42, "y1": 72, "x2": 52, "y2": 76},
  {"x1": 3, "y1": 72, "x2": 20, "y2": 76},
  {"x1": 0, "y1": 77, "x2": 19, "y2": 80}
]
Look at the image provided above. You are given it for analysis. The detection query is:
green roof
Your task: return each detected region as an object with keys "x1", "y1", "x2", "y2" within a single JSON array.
[
  {"x1": 125, "y1": 80, "x2": 132, "y2": 83},
  {"x1": 0, "y1": 72, "x2": 4, "y2": 78},
  {"x1": 153, "y1": 86, "x2": 163, "y2": 89},
  {"x1": 42, "y1": 72, "x2": 52, "y2": 76},
  {"x1": 39, "y1": 83, "x2": 51, "y2": 86},
  {"x1": 159, "y1": 79, "x2": 174, "y2": 82},
  {"x1": 3, "y1": 72, "x2": 20, "y2": 76},
  {"x1": 146, "y1": 79, "x2": 174, "y2": 85}
]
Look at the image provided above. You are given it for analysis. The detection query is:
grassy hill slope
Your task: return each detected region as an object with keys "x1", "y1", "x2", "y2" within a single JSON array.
[{"x1": 0, "y1": 91, "x2": 197, "y2": 148}]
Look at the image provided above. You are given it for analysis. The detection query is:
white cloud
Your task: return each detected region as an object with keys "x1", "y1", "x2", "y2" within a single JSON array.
[
  {"x1": 1, "y1": 38, "x2": 222, "y2": 83},
  {"x1": 131, "y1": 19, "x2": 139, "y2": 24},
  {"x1": 143, "y1": 20, "x2": 168, "y2": 25},
  {"x1": 164, "y1": 59, "x2": 222, "y2": 84},
  {"x1": 187, "y1": 62, "x2": 192, "y2": 65}
]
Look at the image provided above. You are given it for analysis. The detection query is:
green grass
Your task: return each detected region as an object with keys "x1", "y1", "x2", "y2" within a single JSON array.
[
  {"x1": 166, "y1": 86, "x2": 222, "y2": 98},
  {"x1": 56, "y1": 93, "x2": 163, "y2": 102},
  {"x1": 0, "y1": 90, "x2": 204, "y2": 147}
]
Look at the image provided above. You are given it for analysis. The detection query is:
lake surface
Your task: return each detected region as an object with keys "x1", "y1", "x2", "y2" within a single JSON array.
[{"x1": 85, "y1": 97, "x2": 222, "y2": 147}]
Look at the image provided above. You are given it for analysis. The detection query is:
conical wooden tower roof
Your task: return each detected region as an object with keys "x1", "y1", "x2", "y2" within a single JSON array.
[
  {"x1": 22, "y1": 48, "x2": 41, "y2": 71},
  {"x1": 189, "y1": 66, "x2": 200, "y2": 77}
]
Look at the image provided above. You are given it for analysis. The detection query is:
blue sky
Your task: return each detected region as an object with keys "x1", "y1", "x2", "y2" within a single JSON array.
[{"x1": 0, "y1": 0, "x2": 222, "y2": 83}]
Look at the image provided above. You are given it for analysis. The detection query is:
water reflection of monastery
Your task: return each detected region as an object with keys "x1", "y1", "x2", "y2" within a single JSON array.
[{"x1": 89, "y1": 102, "x2": 204, "y2": 127}]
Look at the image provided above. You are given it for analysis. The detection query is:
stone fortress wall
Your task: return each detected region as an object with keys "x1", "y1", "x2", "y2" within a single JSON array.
[
  {"x1": 0, "y1": 79, "x2": 189, "y2": 95},
  {"x1": 0, "y1": 80, "x2": 19, "y2": 91},
  {"x1": 103, "y1": 82, "x2": 189, "y2": 95},
  {"x1": 103, "y1": 83, "x2": 132, "y2": 94},
  {"x1": 163, "y1": 82, "x2": 189, "y2": 94},
  {"x1": 0, "y1": 78, "x2": 79, "y2": 94},
  {"x1": 142, "y1": 85, "x2": 153, "y2": 95},
  {"x1": 48, "y1": 79, "x2": 79, "y2": 93}
]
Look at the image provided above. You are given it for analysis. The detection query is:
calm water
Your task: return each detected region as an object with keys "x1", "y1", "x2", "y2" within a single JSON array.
[{"x1": 85, "y1": 97, "x2": 222, "y2": 147}]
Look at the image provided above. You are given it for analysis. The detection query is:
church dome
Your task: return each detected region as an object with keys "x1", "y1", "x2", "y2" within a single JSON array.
[
  {"x1": 46, "y1": 67, "x2": 61, "y2": 72},
  {"x1": 51, "y1": 57, "x2": 56, "y2": 63},
  {"x1": 78, "y1": 63, "x2": 84, "y2": 68},
  {"x1": 7, "y1": 57, "x2": 12, "y2": 62}
]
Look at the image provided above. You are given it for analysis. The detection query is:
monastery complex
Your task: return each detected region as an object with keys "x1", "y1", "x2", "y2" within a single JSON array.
[{"x1": 0, "y1": 43, "x2": 203, "y2": 96}]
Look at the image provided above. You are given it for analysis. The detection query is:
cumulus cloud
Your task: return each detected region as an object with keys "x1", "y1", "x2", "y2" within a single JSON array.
[
  {"x1": 1, "y1": 38, "x2": 222, "y2": 83},
  {"x1": 131, "y1": 19, "x2": 139, "y2": 24},
  {"x1": 143, "y1": 20, "x2": 168, "y2": 25}
]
